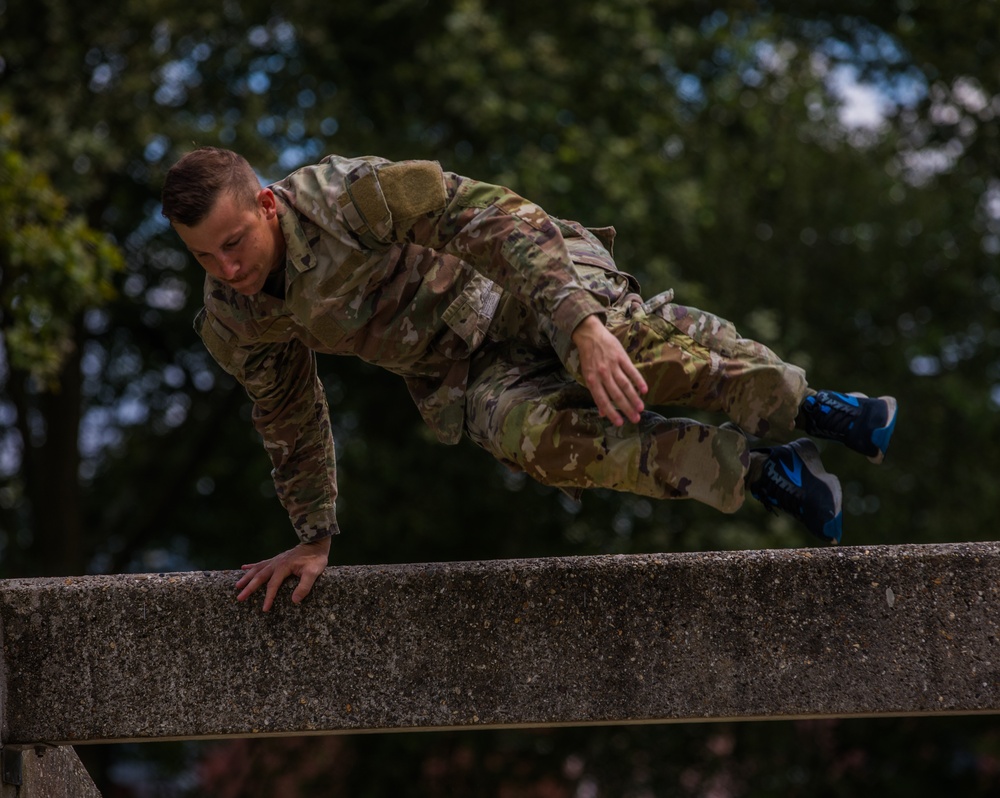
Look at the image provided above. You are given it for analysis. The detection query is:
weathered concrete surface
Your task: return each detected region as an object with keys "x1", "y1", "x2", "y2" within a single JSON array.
[
  {"x1": 0, "y1": 746, "x2": 100, "y2": 798},
  {"x1": 2, "y1": 543, "x2": 999, "y2": 745}
]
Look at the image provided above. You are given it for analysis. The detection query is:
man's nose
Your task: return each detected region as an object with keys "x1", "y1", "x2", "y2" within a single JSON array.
[{"x1": 217, "y1": 252, "x2": 240, "y2": 278}]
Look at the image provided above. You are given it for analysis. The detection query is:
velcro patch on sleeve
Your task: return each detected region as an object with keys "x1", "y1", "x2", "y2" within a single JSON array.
[{"x1": 377, "y1": 160, "x2": 447, "y2": 220}]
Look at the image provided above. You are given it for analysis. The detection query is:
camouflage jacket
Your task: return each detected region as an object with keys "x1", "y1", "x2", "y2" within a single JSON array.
[{"x1": 194, "y1": 154, "x2": 631, "y2": 543}]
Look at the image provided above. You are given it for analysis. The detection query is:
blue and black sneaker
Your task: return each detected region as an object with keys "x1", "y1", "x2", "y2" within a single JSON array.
[
  {"x1": 798, "y1": 390, "x2": 898, "y2": 465},
  {"x1": 750, "y1": 438, "x2": 843, "y2": 544}
]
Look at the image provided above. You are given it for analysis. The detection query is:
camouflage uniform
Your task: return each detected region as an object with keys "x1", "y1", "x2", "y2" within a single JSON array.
[{"x1": 195, "y1": 155, "x2": 809, "y2": 543}]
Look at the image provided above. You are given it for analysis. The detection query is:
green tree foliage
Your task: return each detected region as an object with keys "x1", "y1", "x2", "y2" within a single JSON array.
[
  {"x1": 2, "y1": 0, "x2": 1000, "y2": 795},
  {"x1": 0, "y1": 115, "x2": 121, "y2": 386}
]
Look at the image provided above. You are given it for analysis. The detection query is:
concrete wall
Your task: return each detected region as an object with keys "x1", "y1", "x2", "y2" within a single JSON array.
[
  {"x1": 0, "y1": 747, "x2": 100, "y2": 798},
  {"x1": 1, "y1": 542, "x2": 999, "y2": 746}
]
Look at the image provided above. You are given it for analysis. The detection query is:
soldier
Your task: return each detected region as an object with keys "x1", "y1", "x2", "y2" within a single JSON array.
[{"x1": 162, "y1": 147, "x2": 897, "y2": 611}]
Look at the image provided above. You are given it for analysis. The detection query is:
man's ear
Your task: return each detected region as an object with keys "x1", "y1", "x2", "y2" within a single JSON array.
[{"x1": 257, "y1": 188, "x2": 278, "y2": 219}]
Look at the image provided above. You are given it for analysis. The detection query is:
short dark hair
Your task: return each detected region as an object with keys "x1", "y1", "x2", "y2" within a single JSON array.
[{"x1": 161, "y1": 147, "x2": 261, "y2": 226}]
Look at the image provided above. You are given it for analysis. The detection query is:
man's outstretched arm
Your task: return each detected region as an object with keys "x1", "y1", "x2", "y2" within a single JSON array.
[{"x1": 196, "y1": 304, "x2": 339, "y2": 610}]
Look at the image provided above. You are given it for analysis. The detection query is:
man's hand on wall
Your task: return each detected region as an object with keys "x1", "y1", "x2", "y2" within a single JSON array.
[{"x1": 235, "y1": 537, "x2": 333, "y2": 612}]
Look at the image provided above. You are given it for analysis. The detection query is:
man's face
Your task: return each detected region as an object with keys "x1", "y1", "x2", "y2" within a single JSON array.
[{"x1": 174, "y1": 189, "x2": 284, "y2": 296}]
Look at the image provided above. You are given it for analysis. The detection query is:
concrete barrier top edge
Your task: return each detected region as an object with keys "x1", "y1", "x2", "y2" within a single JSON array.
[{"x1": 1, "y1": 540, "x2": 997, "y2": 593}]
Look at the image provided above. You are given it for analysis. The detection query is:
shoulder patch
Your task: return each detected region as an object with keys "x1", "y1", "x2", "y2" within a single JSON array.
[{"x1": 344, "y1": 160, "x2": 447, "y2": 242}]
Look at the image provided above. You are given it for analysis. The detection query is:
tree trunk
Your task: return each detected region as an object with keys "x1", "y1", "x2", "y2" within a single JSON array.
[{"x1": 7, "y1": 326, "x2": 86, "y2": 577}]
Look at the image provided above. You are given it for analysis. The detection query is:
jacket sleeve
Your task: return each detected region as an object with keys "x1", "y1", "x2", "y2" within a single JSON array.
[
  {"x1": 337, "y1": 159, "x2": 609, "y2": 338},
  {"x1": 195, "y1": 305, "x2": 339, "y2": 543}
]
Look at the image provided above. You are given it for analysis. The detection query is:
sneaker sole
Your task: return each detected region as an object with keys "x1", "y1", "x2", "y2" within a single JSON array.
[
  {"x1": 789, "y1": 438, "x2": 844, "y2": 544},
  {"x1": 848, "y1": 393, "x2": 898, "y2": 465}
]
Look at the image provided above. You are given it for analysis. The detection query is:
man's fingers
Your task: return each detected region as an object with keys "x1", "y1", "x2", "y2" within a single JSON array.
[
  {"x1": 588, "y1": 379, "x2": 621, "y2": 426},
  {"x1": 291, "y1": 568, "x2": 321, "y2": 605},
  {"x1": 261, "y1": 566, "x2": 291, "y2": 613},
  {"x1": 616, "y1": 374, "x2": 645, "y2": 422},
  {"x1": 235, "y1": 559, "x2": 269, "y2": 591},
  {"x1": 235, "y1": 558, "x2": 277, "y2": 598},
  {"x1": 236, "y1": 569, "x2": 267, "y2": 601},
  {"x1": 235, "y1": 570, "x2": 257, "y2": 591},
  {"x1": 613, "y1": 353, "x2": 646, "y2": 400},
  {"x1": 623, "y1": 358, "x2": 648, "y2": 397},
  {"x1": 595, "y1": 368, "x2": 644, "y2": 426}
]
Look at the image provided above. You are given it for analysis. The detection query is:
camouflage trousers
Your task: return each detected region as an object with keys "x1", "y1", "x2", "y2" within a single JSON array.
[{"x1": 464, "y1": 289, "x2": 810, "y2": 513}]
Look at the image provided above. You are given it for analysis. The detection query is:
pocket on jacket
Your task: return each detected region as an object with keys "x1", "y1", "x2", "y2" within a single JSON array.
[
  {"x1": 439, "y1": 273, "x2": 503, "y2": 357},
  {"x1": 194, "y1": 309, "x2": 251, "y2": 377}
]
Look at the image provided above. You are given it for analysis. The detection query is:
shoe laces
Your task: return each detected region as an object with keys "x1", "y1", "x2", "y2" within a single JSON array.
[{"x1": 802, "y1": 392, "x2": 860, "y2": 439}]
